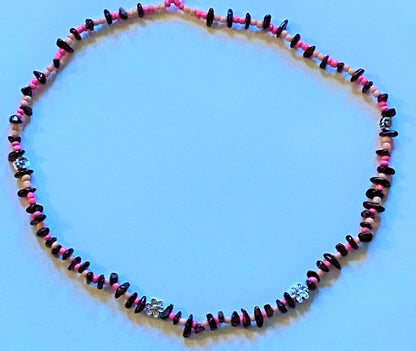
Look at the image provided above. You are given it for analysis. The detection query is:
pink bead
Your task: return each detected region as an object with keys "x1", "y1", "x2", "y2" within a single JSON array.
[
  {"x1": 329, "y1": 59, "x2": 338, "y2": 68},
  {"x1": 93, "y1": 274, "x2": 99, "y2": 283},
  {"x1": 192, "y1": 321, "x2": 197, "y2": 328},
  {"x1": 31, "y1": 211, "x2": 42, "y2": 220},
  {"x1": 214, "y1": 317, "x2": 220, "y2": 324},
  {"x1": 27, "y1": 192, "x2": 35, "y2": 199},
  {"x1": 201, "y1": 11, "x2": 207, "y2": 19},
  {"x1": 43, "y1": 234, "x2": 51, "y2": 240},
  {"x1": 112, "y1": 283, "x2": 120, "y2": 290},
  {"x1": 380, "y1": 160, "x2": 389, "y2": 166},
  {"x1": 375, "y1": 184, "x2": 384, "y2": 190},
  {"x1": 262, "y1": 310, "x2": 268, "y2": 318},
  {"x1": 381, "y1": 156, "x2": 390, "y2": 161},
  {"x1": 308, "y1": 276, "x2": 318, "y2": 284},
  {"x1": 378, "y1": 101, "x2": 387, "y2": 107},
  {"x1": 168, "y1": 313, "x2": 176, "y2": 320},
  {"x1": 195, "y1": 10, "x2": 201, "y2": 18},
  {"x1": 380, "y1": 105, "x2": 388, "y2": 111},
  {"x1": 174, "y1": 0, "x2": 181, "y2": 5},
  {"x1": 15, "y1": 111, "x2": 23, "y2": 118},
  {"x1": 282, "y1": 299, "x2": 288, "y2": 306},
  {"x1": 11, "y1": 141, "x2": 20, "y2": 147},
  {"x1": 12, "y1": 145, "x2": 22, "y2": 151},
  {"x1": 31, "y1": 78, "x2": 40, "y2": 86},
  {"x1": 360, "y1": 77, "x2": 369, "y2": 86},
  {"x1": 301, "y1": 42, "x2": 309, "y2": 50},
  {"x1": 17, "y1": 108, "x2": 24, "y2": 115},
  {"x1": 28, "y1": 198, "x2": 36, "y2": 204},
  {"x1": 239, "y1": 17, "x2": 246, "y2": 25},
  {"x1": 361, "y1": 227, "x2": 371, "y2": 232},
  {"x1": 74, "y1": 263, "x2": 81, "y2": 270},
  {"x1": 233, "y1": 16, "x2": 240, "y2": 23},
  {"x1": 272, "y1": 26, "x2": 278, "y2": 34},
  {"x1": 369, "y1": 208, "x2": 377, "y2": 214},
  {"x1": 178, "y1": 3, "x2": 184, "y2": 10},
  {"x1": 345, "y1": 243, "x2": 352, "y2": 251},
  {"x1": 296, "y1": 40, "x2": 303, "y2": 48},
  {"x1": 59, "y1": 247, "x2": 66, "y2": 255},
  {"x1": 112, "y1": 12, "x2": 119, "y2": 20},
  {"x1": 164, "y1": 0, "x2": 170, "y2": 7},
  {"x1": 29, "y1": 82, "x2": 37, "y2": 89},
  {"x1": 76, "y1": 26, "x2": 84, "y2": 33},
  {"x1": 134, "y1": 297, "x2": 140, "y2": 304}
]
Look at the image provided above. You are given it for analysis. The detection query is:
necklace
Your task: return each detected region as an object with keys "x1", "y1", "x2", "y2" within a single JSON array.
[{"x1": 8, "y1": 0, "x2": 397, "y2": 339}]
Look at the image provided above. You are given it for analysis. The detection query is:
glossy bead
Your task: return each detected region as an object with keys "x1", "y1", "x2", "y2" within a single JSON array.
[
  {"x1": 206, "y1": 313, "x2": 217, "y2": 330},
  {"x1": 276, "y1": 19, "x2": 288, "y2": 37},
  {"x1": 290, "y1": 33, "x2": 301, "y2": 48},
  {"x1": 53, "y1": 59, "x2": 60, "y2": 68},
  {"x1": 283, "y1": 292, "x2": 296, "y2": 308},
  {"x1": 97, "y1": 274, "x2": 105, "y2": 289},
  {"x1": 125, "y1": 292, "x2": 138, "y2": 308},
  {"x1": 276, "y1": 299, "x2": 288, "y2": 313},
  {"x1": 218, "y1": 311, "x2": 225, "y2": 323},
  {"x1": 36, "y1": 227, "x2": 49, "y2": 237},
  {"x1": 137, "y1": 3, "x2": 144, "y2": 17},
  {"x1": 360, "y1": 222, "x2": 373, "y2": 229},
  {"x1": 379, "y1": 130, "x2": 398, "y2": 137},
  {"x1": 119, "y1": 7, "x2": 128, "y2": 19},
  {"x1": 241, "y1": 308, "x2": 251, "y2": 327},
  {"x1": 104, "y1": 9, "x2": 112, "y2": 24},
  {"x1": 263, "y1": 14, "x2": 271, "y2": 29},
  {"x1": 336, "y1": 62, "x2": 344, "y2": 72},
  {"x1": 226, "y1": 9, "x2": 233, "y2": 28},
  {"x1": 78, "y1": 261, "x2": 90, "y2": 273},
  {"x1": 319, "y1": 55, "x2": 329, "y2": 69},
  {"x1": 377, "y1": 93, "x2": 388, "y2": 102},
  {"x1": 45, "y1": 237, "x2": 56, "y2": 247},
  {"x1": 183, "y1": 314, "x2": 193, "y2": 338},
  {"x1": 115, "y1": 282, "x2": 130, "y2": 298},
  {"x1": 206, "y1": 8, "x2": 214, "y2": 27},
  {"x1": 21, "y1": 86, "x2": 32, "y2": 96},
  {"x1": 33, "y1": 71, "x2": 46, "y2": 84},
  {"x1": 316, "y1": 260, "x2": 329, "y2": 272},
  {"x1": 307, "y1": 270, "x2": 320, "y2": 282},
  {"x1": 26, "y1": 204, "x2": 43, "y2": 214},
  {"x1": 264, "y1": 304, "x2": 274, "y2": 317},
  {"x1": 194, "y1": 323, "x2": 205, "y2": 334},
  {"x1": 8, "y1": 150, "x2": 24, "y2": 162},
  {"x1": 379, "y1": 116, "x2": 392, "y2": 130},
  {"x1": 173, "y1": 311, "x2": 181, "y2": 324},
  {"x1": 358, "y1": 232, "x2": 373, "y2": 242},
  {"x1": 254, "y1": 306, "x2": 264, "y2": 327},
  {"x1": 13, "y1": 157, "x2": 30, "y2": 171},
  {"x1": 323, "y1": 253, "x2": 341, "y2": 269},
  {"x1": 159, "y1": 304, "x2": 174, "y2": 319},
  {"x1": 376, "y1": 149, "x2": 390, "y2": 157},
  {"x1": 370, "y1": 177, "x2": 391, "y2": 188},
  {"x1": 68, "y1": 256, "x2": 81, "y2": 270},
  {"x1": 350, "y1": 68, "x2": 364, "y2": 82},
  {"x1": 30, "y1": 214, "x2": 46, "y2": 225},
  {"x1": 366, "y1": 189, "x2": 384, "y2": 200},
  {"x1": 18, "y1": 187, "x2": 36, "y2": 197},
  {"x1": 335, "y1": 243, "x2": 348, "y2": 256},
  {"x1": 346, "y1": 235, "x2": 359, "y2": 249},
  {"x1": 51, "y1": 244, "x2": 62, "y2": 255},
  {"x1": 70, "y1": 28, "x2": 81, "y2": 40},
  {"x1": 382, "y1": 108, "x2": 396, "y2": 117},
  {"x1": 244, "y1": 13, "x2": 251, "y2": 29},
  {"x1": 9, "y1": 115, "x2": 22, "y2": 124},
  {"x1": 303, "y1": 45, "x2": 315, "y2": 58},
  {"x1": 62, "y1": 247, "x2": 74, "y2": 259},
  {"x1": 86, "y1": 272, "x2": 94, "y2": 283},
  {"x1": 56, "y1": 38, "x2": 74, "y2": 53},
  {"x1": 8, "y1": 135, "x2": 22, "y2": 143},
  {"x1": 134, "y1": 296, "x2": 147, "y2": 313},
  {"x1": 14, "y1": 169, "x2": 34, "y2": 179},
  {"x1": 231, "y1": 311, "x2": 240, "y2": 326},
  {"x1": 85, "y1": 18, "x2": 94, "y2": 30},
  {"x1": 362, "y1": 81, "x2": 373, "y2": 93},
  {"x1": 363, "y1": 201, "x2": 385, "y2": 212},
  {"x1": 109, "y1": 272, "x2": 119, "y2": 285},
  {"x1": 306, "y1": 279, "x2": 317, "y2": 291},
  {"x1": 20, "y1": 105, "x2": 32, "y2": 116},
  {"x1": 377, "y1": 166, "x2": 395, "y2": 175}
]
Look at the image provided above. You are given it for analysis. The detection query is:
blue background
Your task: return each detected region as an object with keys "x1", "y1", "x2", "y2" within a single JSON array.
[{"x1": 1, "y1": 1, "x2": 415, "y2": 350}]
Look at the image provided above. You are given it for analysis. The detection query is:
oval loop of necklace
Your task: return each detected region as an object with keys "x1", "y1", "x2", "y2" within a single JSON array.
[{"x1": 8, "y1": 0, "x2": 397, "y2": 339}]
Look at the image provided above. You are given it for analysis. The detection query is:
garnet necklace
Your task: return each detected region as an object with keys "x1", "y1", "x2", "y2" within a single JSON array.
[{"x1": 8, "y1": 0, "x2": 397, "y2": 338}]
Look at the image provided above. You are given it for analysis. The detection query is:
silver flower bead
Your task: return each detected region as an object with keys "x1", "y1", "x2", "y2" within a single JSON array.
[
  {"x1": 289, "y1": 283, "x2": 310, "y2": 303},
  {"x1": 145, "y1": 298, "x2": 164, "y2": 318},
  {"x1": 13, "y1": 156, "x2": 30, "y2": 171}
]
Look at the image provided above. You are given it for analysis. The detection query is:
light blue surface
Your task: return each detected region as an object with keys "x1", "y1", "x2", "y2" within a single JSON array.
[{"x1": 1, "y1": 1, "x2": 415, "y2": 350}]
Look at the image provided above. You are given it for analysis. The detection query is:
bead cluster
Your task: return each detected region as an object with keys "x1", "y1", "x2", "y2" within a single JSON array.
[{"x1": 8, "y1": 1, "x2": 397, "y2": 338}]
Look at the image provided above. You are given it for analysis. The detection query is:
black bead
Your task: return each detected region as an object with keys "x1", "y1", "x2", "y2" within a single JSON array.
[
  {"x1": 376, "y1": 149, "x2": 390, "y2": 157},
  {"x1": 70, "y1": 28, "x2": 81, "y2": 40},
  {"x1": 231, "y1": 311, "x2": 240, "y2": 326},
  {"x1": 51, "y1": 244, "x2": 61, "y2": 255},
  {"x1": 306, "y1": 279, "x2": 317, "y2": 291},
  {"x1": 109, "y1": 272, "x2": 119, "y2": 285},
  {"x1": 358, "y1": 232, "x2": 373, "y2": 242},
  {"x1": 125, "y1": 292, "x2": 138, "y2": 308},
  {"x1": 362, "y1": 81, "x2": 373, "y2": 94},
  {"x1": 350, "y1": 68, "x2": 364, "y2": 82},
  {"x1": 254, "y1": 306, "x2": 264, "y2": 327},
  {"x1": 62, "y1": 247, "x2": 74, "y2": 259},
  {"x1": 335, "y1": 243, "x2": 348, "y2": 256},
  {"x1": 382, "y1": 108, "x2": 396, "y2": 117},
  {"x1": 8, "y1": 149, "x2": 24, "y2": 162},
  {"x1": 9, "y1": 115, "x2": 22, "y2": 124},
  {"x1": 20, "y1": 105, "x2": 32, "y2": 116},
  {"x1": 8, "y1": 135, "x2": 21, "y2": 143},
  {"x1": 56, "y1": 38, "x2": 74, "y2": 53},
  {"x1": 194, "y1": 323, "x2": 205, "y2": 334},
  {"x1": 276, "y1": 19, "x2": 288, "y2": 37},
  {"x1": 361, "y1": 209, "x2": 376, "y2": 218},
  {"x1": 379, "y1": 130, "x2": 398, "y2": 137},
  {"x1": 346, "y1": 235, "x2": 359, "y2": 249},
  {"x1": 363, "y1": 201, "x2": 385, "y2": 212},
  {"x1": 14, "y1": 169, "x2": 34, "y2": 179},
  {"x1": 226, "y1": 9, "x2": 233, "y2": 28},
  {"x1": 290, "y1": 33, "x2": 301, "y2": 48},
  {"x1": 159, "y1": 304, "x2": 174, "y2": 319},
  {"x1": 377, "y1": 93, "x2": 388, "y2": 102},
  {"x1": 245, "y1": 13, "x2": 251, "y2": 30},
  {"x1": 97, "y1": 274, "x2": 105, "y2": 289},
  {"x1": 303, "y1": 45, "x2": 315, "y2": 58},
  {"x1": 316, "y1": 260, "x2": 329, "y2": 272},
  {"x1": 68, "y1": 256, "x2": 81, "y2": 270},
  {"x1": 307, "y1": 270, "x2": 321, "y2": 282},
  {"x1": 206, "y1": 8, "x2": 214, "y2": 27},
  {"x1": 366, "y1": 188, "x2": 385, "y2": 199},
  {"x1": 86, "y1": 271, "x2": 94, "y2": 283},
  {"x1": 264, "y1": 304, "x2": 274, "y2": 317},
  {"x1": 135, "y1": 296, "x2": 146, "y2": 312},
  {"x1": 218, "y1": 311, "x2": 225, "y2": 323},
  {"x1": 183, "y1": 314, "x2": 193, "y2": 338},
  {"x1": 263, "y1": 14, "x2": 271, "y2": 30},
  {"x1": 30, "y1": 214, "x2": 46, "y2": 225},
  {"x1": 137, "y1": 3, "x2": 144, "y2": 17},
  {"x1": 206, "y1": 313, "x2": 217, "y2": 330},
  {"x1": 26, "y1": 203, "x2": 43, "y2": 214},
  {"x1": 33, "y1": 71, "x2": 46, "y2": 84},
  {"x1": 241, "y1": 308, "x2": 251, "y2": 327},
  {"x1": 173, "y1": 311, "x2": 181, "y2": 324},
  {"x1": 360, "y1": 222, "x2": 373, "y2": 230},
  {"x1": 53, "y1": 59, "x2": 60, "y2": 69},
  {"x1": 319, "y1": 55, "x2": 329, "y2": 69},
  {"x1": 323, "y1": 253, "x2": 341, "y2": 270},
  {"x1": 103, "y1": 9, "x2": 112, "y2": 25},
  {"x1": 21, "y1": 86, "x2": 32, "y2": 96},
  {"x1": 119, "y1": 7, "x2": 128, "y2": 20},
  {"x1": 78, "y1": 261, "x2": 90, "y2": 273},
  {"x1": 370, "y1": 176, "x2": 391, "y2": 188},
  {"x1": 336, "y1": 62, "x2": 344, "y2": 72},
  {"x1": 36, "y1": 227, "x2": 49, "y2": 237},
  {"x1": 44, "y1": 238, "x2": 55, "y2": 249},
  {"x1": 115, "y1": 282, "x2": 130, "y2": 298},
  {"x1": 283, "y1": 292, "x2": 296, "y2": 308},
  {"x1": 85, "y1": 19, "x2": 94, "y2": 30},
  {"x1": 276, "y1": 299, "x2": 288, "y2": 313},
  {"x1": 377, "y1": 165, "x2": 395, "y2": 175}
]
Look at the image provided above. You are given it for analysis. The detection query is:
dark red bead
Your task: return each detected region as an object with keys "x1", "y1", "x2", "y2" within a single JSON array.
[
  {"x1": 306, "y1": 279, "x2": 317, "y2": 290},
  {"x1": 125, "y1": 292, "x2": 138, "y2": 309},
  {"x1": 21, "y1": 86, "x2": 32, "y2": 96},
  {"x1": 30, "y1": 214, "x2": 46, "y2": 225},
  {"x1": 33, "y1": 71, "x2": 46, "y2": 84},
  {"x1": 137, "y1": 3, "x2": 144, "y2": 17},
  {"x1": 377, "y1": 93, "x2": 388, "y2": 102},
  {"x1": 97, "y1": 274, "x2": 105, "y2": 289},
  {"x1": 68, "y1": 256, "x2": 81, "y2": 270},
  {"x1": 226, "y1": 9, "x2": 233, "y2": 28},
  {"x1": 350, "y1": 68, "x2": 364, "y2": 82},
  {"x1": 264, "y1": 304, "x2": 274, "y2": 317},
  {"x1": 206, "y1": 8, "x2": 214, "y2": 27},
  {"x1": 254, "y1": 306, "x2": 264, "y2": 327},
  {"x1": 85, "y1": 18, "x2": 94, "y2": 30},
  {"x1": 56, "y1": 38, "x2": 74, "y2": 53},
  {"x1": 8, "y1": 135, "x2": 21, "y2": 143},
  {"x1": 78, "y1": 261, "x2": 90, "y2": 273},
  {"x1": 307, "y1": 270, "x2": 320, "y2": 282},
  {"x1": 363, "y1": 201, "x2": 385, "y2": 212},
  {"x1": 316, "y1": 260, "x2": 329, "y2": 272},
  {"x1": 8, "y1": 149, "x2": 24, "y2": 161},
  {"x1": 9, "y1": 115, "x2": 22, "y2": 124},
  {"x1": 379, "y1": 130, "x2": 398, "y2": 137},
  {"x1": 276, "y1": 299, "x2": 288, "y2": 313},
  {"x1": 62, "y1": 247, "x2": 74, "y2": 259},
  {"x1": 119, "y1": 7, "x2": 128, "y2": 19},
  {"x1": 206, "y1": 313, "x2": 217, "y2": 330},
  {"x1": 115, "y1": 282, "x2": 130, "y2": 298},
  {"x1": 370, "y1": 177, "x2": 391, "y2": 188},
  {"x1": 276, "y1": 19, "x2": 288, "y2": 37},
  {"x1": 336, "y1": 62, "x2": 344, "y2": 72},
  {"x1": 319, "y1": 55, "x2": 329, "y2": 69},
  {"x1": 20, "y1": 105, "x2": 32, "y2": 116},
  {"x1": 263, "y1": 14, "x2": 271, "y2": 30},
  {"x1": 323, "y1": 253, "x2": 341, "y2": 269},
  {"x1": 377, "y1": 166, "x2": 395, "y2": 175},
  {"x1": 134, "y1": 296, "x2": 146, "y2": 313},
  {"x1": 53, "y1": 59, "x2": 60, "y2": 68},
  {"x1": 366, "y1": 188, "x2": 385, "y2": 199},
  {"x1": 283, "y1": 292, "x2": 296, "y2": 308},
  {"x1": 194, "y1": 323, "x2": 205, "y2": 334},
  {"x1": 86, "y1": 272, "x2": 94, "y2": 283},
  {"x1": 335, "y1": 243, "x2": 348, "y2": 256},
  {"x1": 104, "y1": 9, "x2": 112, "y2": 24},
  {"x1": 358, "y1": 232, "x2": 373, "y2": 242},
  {"x1": 159, "y1": 304, "x2": 173, "y2": 319},
  {"x1": 231, "y1": 311, "x2": 240, "y2": 326},
  {"x1": 346, "y1": 235, "x2": 359, "y2": 249},
  {"x1": 51, "y1": 244, "x2": 61, "y2": 255},
  {"x1": 303, "y1": 45, "x2": 315, "y2": 58},
  {"x1": 183, "y1": 314, "x2": 193, "y2": 338},
  {"x1": 362, "y1": 80, "x2": 373, "y2": 93},
  {"x1": 382, "y1": 108, "x2": 396, "y2": 117},
  {"x1": 173, "y1": 311, "x2": 181, "y2": 325},
  {"x1": 70, "y1": 28, "x2": 82, "y2": 40},
  {"x1": 241, "y1": 308, "x2": 251, "y2": 327},
  {"x1": 17, "y1": 187, "x2": 36, "y2": 197},
  {"x1": 290, "y1": 33, "x2": 301, "y2": 48},
  {"x1": 109, "y1": 273, "x2": 118, "y2": 285},
  {"x1": 26, "y1": 203, "x2": 43, "y2": 214},
  {"x1": 218, "y1": 311, "x2": 225, "y2": 323},
  {"x1": 45, "y1": 236, "x2": 56, "y2": 247},
  {"x1": 245, "y1": 13, "x2": 251, "y2": 30}
]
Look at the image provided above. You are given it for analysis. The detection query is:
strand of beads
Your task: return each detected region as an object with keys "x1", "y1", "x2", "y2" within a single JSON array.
[{"x1": 8, "y1": 1, "x2": 396, "y2": 338}]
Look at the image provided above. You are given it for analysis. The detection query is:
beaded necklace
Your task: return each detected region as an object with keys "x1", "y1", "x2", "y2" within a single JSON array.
[{"x1": 8, "y1": 0, "x2": 397, "y2": 338}]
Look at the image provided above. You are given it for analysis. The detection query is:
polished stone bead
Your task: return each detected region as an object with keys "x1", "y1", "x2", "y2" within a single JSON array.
[
  {"x1": 306, "y1": 279, "x2": 317, "y2": 290},
  {"x1": 316, "y1": 260, "x2": 329, "y2": 272},
  {"x1": 358, "y1": 232, "x2": 373, "y2": 242},
  {"x1": 226, "y1": 9, "x2": 233, "y2": 28},
  {"x1": 173, "y1": 311, "x2": 181, "y2": 324},
  {"x1": 377, "y1": 166, "x2": 395, "y2": 175},
  {"x1": 379, "y1": 130, "x2": 398, "y2": 138},
  {"x1": 254, "y1": 306, "x2": 264, "y2": 327},
  {"x1": 9, "y1": 115, "x2": 22, "y2": 124},
  {"x1": 194, "y1": 323, "x2": 205, "y2": 334},
  {"x1": 346, "y1": 235, "x2": 359, "y2": 249},
  {"x1": 206, "y1": 8, "x2": 214, "y2": 27},
  {"x1": 366, "y1": 188, "x2": 384, "y2": 199},
  {"x1": 231, "y1": 311, "x2": 240, "y2": 326},
  {"x1": 109, "y1": 273, "x2": 119, "y2": 285},
  {"x1": 244, "y1": 13, "x2": 251, "y2": 29},
  {"x1": 13, "y1": 157, "x2": 30, "y2": 171},
  {"x1": 70, "y1": 28, "x2": 82, "y2": 40},
  {"x1": 62, "y1": 247, "x2": 74, "y2": 259},
  {"x1": 183, "y1": 314, "x2": 193, "y2": 338},
  {"x1": 319, "y1": 55, "x2": 329, "y2": 69},
  {"x1": 206, "y1": 313, "x2": 217, "y2": 330},
  {"x1": 8, "y1": 150, "x2": 24, "y2": 162},
  {"x1": 263, "y1": 14, "x2": 271, "y2": 29},
  {"x1": 97, "y1": 274, "x2": 105, "y2": 289},
  {"x1": 85, "y1": 19, "x2": 94, "y2": 30},
  {"x1": 159, "y1": 304, "x2": 174, "y2": 319},
  {"x1": 118, "y1": 7, "x2": 127, "y2": 20},
  {"x1": 53, "y1": 59, "x2": 60, "y2": 68},
  {"x1": 360, "y1": 222, "x2": 373, "y2": 229},
  {"x1": 78, "y1": 261, "x2": 90, "y2": 273},
  {"x1": 264, "y1": 304, "x2": 274, "y2": 317},
  {"x1": 377, "y1": 93, "x2": 388, "y2": 102},
  {"x1": 379, "y1": 116, "x2": 392, "y2": 130},
  {"x1": 21, "y1": 86, "x2": 32, "y2": 96},
  {"x1": 56, "y1": 38, "x2": 74, "y2": 53},
  {"x1": 86, "y1": 271, "x2": 94, "y2": 283},
  {"x1": 362, "y1": 81, "x2": 373, "y2": 93},
  {"x1": 283, "y1": 292, "x2": 296, "y2": 308},
  {"x1": 104, "y1": 9, "x2": 112, "y2": 24},
  {"x1": 33, "y1": 71, "x2": 46, "y2": 84},
  {"x1": 363, "y1": 201, "x2": 385, "y2": 212},
  {"x1": 370, "y1": 177, "x2": 391, "y2": 188},
  {"x1": 68, "y1": 256, "x2": 81, "y2": 270},
  {"x1": 323, "y1": 253, "x2": 341, "y2": 269},
  {"x1": 336, "y1": 62, "x2": 344, "y2": 72},
  {"x1": 125, "y1": 292, "x2": 138, "y2": 308},
  {"x1": 303, "y1": 45, "x2": 315, "y2": 58},
  {"x1": 134, "y1": 296, "x2": 147, "y2": 313},
  {"x1": 14, "y1": 169, "x2": 34, "y2": 179},
  {"x1": 376, "y1": 149, "x2": 390, "y2": 157},
  {"x1": 36, "y1": 227, "x2": 49, "y2": 237},
  {"x1": 218, "y1": 311, "x2": 225, "y2": 323},
  {"x1": 26, "y1": 204, "x2": 43, "y2": 214},
  {"x1": 8, "y1": 135, "x2": 21, "y2": 143},
  {"x1": 335, "y1": 243, "x2": 348, "y2": 256},
  {"x1": 382, "y1": 108, "x2": 396, "y2": 117},
  {"x1": 30, "y1": 214, "x2": 46, "y2": 225},
  {"x1": 20, "y1": 105, "x2": 32, "y2": 116},
  {"x1": 241, "y1": 309, "x2": 251, "y2": 327},
  {"x1": 137, "y1": 3, "x2": 144, "y2": 17},
  {"x1": 276, "y1": 299, "x2": 288, "y2": 313},
  {"x1": 51, "y1": 244, "x2": 62, "y2": 255},
  {"x1": 276, "y1": 19, "x2": 288, "y2": 37},
  {"x1": 350, "y1": 68, "x2": 364, "y2": 82},
  {"x1": 290, "y1": 33, "x2": 301, "y2": 48},
  {"x1": 115, "y1": 282, "x2": 130, "y2": 298},
  {"x1": 307, "y1": 270, "x2": 321, "y2": 282}
]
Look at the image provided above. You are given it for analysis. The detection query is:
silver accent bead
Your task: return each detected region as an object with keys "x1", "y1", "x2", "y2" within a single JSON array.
[
  {"x1": 13, "y1": 156, "x2": 30, "y2": 171},
  {"x1": 379, "y1": 116, "x2": 392, "y2": 130},
  {"x1": 145, "y1": 298, "x2": 164, "y2": 318},
  {"x1": 289, "y1": 283, "x2": 310, "y2": 303}
]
